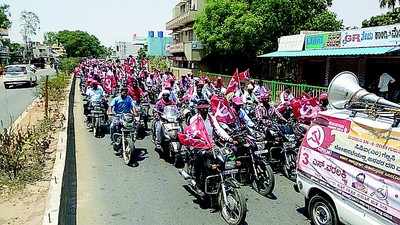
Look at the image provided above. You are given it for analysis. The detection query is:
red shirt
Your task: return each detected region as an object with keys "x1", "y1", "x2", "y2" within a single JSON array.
[{"x1": 128, "y1": 86, "x2": 143, "y2": 102}]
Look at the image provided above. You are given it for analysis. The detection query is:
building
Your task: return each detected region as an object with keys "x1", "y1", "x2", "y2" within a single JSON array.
[
  {"x1": 114, "y1": 35, "x2": 148, "y2": 60},
  {"x1": 259, "y1": 24, "x2": 400, "y2": 96},
  {"x1": 147, "y1": 31, "x2": 171, "y2": 57},
  {"x1": 51, "y1": 44, "x2": 66, "y2": 58},
  {"x1": 114, "y1": 41, "x2": 136, "y2": 60},
  {"x1": 166, "y1": 0, "x2": 205, "y2": 75}
]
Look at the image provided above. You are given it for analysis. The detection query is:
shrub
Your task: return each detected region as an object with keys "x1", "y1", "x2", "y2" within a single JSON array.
[{"x1": 60, "y1": 57, "x2": 80, "y2": 74}]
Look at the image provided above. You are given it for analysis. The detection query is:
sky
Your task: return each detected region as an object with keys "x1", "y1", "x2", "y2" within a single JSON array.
[{"x1": 3, "y1": 0, "x2": 390, "y2": 47}]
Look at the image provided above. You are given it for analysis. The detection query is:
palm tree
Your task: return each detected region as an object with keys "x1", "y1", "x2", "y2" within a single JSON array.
[{"x1": 380, "y1": 0, "x2": 398, "y2": 10}]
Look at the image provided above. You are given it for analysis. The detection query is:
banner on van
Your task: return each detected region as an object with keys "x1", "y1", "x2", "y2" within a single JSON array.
[{"x1": 298, "y1": 115, "x2": 400, "y2": 224}]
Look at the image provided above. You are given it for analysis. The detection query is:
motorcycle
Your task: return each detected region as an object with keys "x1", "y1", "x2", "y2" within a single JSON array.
[
  {"x1": 228, "y1": 126, "x2": 275, "y2": 196},
  {"x1": 259, "y1": 119, "x2": 300, "y2": 182},
  {"x1": 112, "y1": 113, "x2": 137, "y2": 165},
  {"x1": 87, "y1": 100, "x2": 106, "y2": 137},
  {"x1": 179, "y1": 146, "x2": 247, "y2": 225},
  {"x1": 155, "y1": 105, "x2": 183, "y2": 166}
]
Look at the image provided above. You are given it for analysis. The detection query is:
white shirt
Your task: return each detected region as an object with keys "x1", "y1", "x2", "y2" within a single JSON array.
[
  {"x1": 378, "y1": 73, "x2": 395, "y2": 92},
  {"x1": 86, "y1": 86, "x2": 104, "y2": 102}
]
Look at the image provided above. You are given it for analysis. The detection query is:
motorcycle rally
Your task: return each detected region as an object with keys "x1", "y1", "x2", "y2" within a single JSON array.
[{"x1": 77, "y1": 56, "x2": 400, "y2": 225}]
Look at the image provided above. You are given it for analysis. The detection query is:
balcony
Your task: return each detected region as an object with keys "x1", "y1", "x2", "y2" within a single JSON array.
[
  {"x1": 167, "y1": 42, "x2": 185, "y2": 54},
  {"x1": 166, "y1": 10, "x2": 197, "y2": 30}
]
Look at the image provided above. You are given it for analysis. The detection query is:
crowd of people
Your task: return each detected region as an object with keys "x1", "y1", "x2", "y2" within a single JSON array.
[{"x1": 75, "y1": 56, "x2": 328, "y2": 190}]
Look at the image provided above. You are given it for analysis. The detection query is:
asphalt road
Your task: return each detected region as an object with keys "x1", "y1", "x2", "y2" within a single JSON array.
[
  {"x1": 71, "y1": 81, "x2": 311, "y2": 225},
  {"x1": 0, "y1": 68, "x2": 56, "y2": 127}
]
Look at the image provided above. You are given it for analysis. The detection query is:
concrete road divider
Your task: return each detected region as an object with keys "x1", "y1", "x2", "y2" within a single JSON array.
[{"x1": 42, "y1": 76, "x2": 75, "y2": 225}]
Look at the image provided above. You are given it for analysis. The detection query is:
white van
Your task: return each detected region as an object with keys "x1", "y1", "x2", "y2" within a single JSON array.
[{"x1": 296, "y1": 72, "x2": 400, "y2": 225}]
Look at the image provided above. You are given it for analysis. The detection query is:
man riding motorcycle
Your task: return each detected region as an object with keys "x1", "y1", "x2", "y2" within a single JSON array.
[
  {"x1": 84, "y1": 80, "x2": 107, "y2": 123},
  {"x1": 190, "y1": 80, "x2": 209, "y2": 107},
  {"x1": 128, "y1": 80, "x2": 144, "y2": 103},
  {"x1": 255, "y1": 93, "x2": 287, "y2": 126},
  {"x1": 319, "y1": 92, "x2": 329, "y2": 111},
  {"x1": 109, "y1": 87, "x2": 138, "y2": 161},
  {"x1": 231, "y1": 96, "x2": 255, "y2": 128},
  {"x1": 188, "y1": 100, "x2": 234, "y2": 195},
  {"x1": 154, "y1": 90, "x2": 176, "y2": 149}
]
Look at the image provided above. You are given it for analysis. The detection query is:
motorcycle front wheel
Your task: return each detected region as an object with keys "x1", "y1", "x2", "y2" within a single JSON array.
[
  {"x1": 283, "y1": 150, "x2": 297, "y2": 182},
  {"x1": 219, "y1": 180, "x2": 247, "y2": 225},
  {"x1": 251, "y1": 160, "x2": 275, "y2": 196},
  {"x1": 123, "y1": 136, "x2": 136, "y2": 165},
  {"x1": 93, "y1": 117, "x2": 101, "y2": 137}
]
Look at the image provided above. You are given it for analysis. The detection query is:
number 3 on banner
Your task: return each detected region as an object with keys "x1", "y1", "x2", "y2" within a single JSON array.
[{"x1": 302, "y1": 153, "x2": 309, "y2": 165}]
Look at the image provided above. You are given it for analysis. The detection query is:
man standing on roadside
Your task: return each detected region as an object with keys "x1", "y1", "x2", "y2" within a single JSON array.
[{"x1": 378, "y1": 72, "x2": 395, "y2": 99}]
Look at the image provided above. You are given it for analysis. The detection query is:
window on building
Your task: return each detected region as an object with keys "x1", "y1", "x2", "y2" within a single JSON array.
[
  {"x1": 188, "y1": 30, "x2": 193, "y2": 42},
  {"x1": 180, "y1": 5, "x2": 185, "y2": 15}
]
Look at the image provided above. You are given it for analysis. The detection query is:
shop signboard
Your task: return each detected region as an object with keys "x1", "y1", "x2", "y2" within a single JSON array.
[
  {"x1": 298, "y1": 114, "x2": 400, "y2": 224},
  {"x1": 278, "y1": 34, "x2": 305, "y2": 51},
  {"x1": 341, "y1": 24, "x2": 400, "y2": 48},
  {"x1": 305, "y1": 32, "x2": 341, "y2": 50}
]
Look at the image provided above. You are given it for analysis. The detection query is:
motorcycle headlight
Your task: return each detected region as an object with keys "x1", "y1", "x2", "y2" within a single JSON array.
[
  {"x1": 283, "y1": 142, "x2": 296, "y2": 149},
  {"x1": 225, "y1": 161, "x2": 236, "y2": 170}
]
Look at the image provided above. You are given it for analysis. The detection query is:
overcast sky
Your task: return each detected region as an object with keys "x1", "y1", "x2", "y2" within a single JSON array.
[{"x1": 4, "y1": 0, "x2": 389, "y2": 46}]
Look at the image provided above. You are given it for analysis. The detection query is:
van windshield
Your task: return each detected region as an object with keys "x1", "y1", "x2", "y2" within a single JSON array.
[{"x1": 5, "y1": 66, "x2": 26, "y2": 74}]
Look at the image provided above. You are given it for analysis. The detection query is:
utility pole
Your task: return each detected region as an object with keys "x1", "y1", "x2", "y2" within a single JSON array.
[{"x1": 44, "y1": 75, "x2": 49, "y2": 118}]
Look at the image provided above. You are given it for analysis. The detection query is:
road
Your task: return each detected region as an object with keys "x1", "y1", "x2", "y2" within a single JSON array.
[
  {"x1": 0, "y1": 68, "x2": 56, "y2": 127},
  {"x1": 69, "y1": 80, "x2": 311, "y2": 225}
]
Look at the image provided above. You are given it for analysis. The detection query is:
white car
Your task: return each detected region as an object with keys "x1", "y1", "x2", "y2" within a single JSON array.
[{"x1": 3, "y1": 64, "x2": 37, "y2": 89}]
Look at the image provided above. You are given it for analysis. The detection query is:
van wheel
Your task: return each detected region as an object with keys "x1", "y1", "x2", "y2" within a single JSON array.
[
  {"x1": 4, "y1": 84, "x2": 9, "y2": 89},
  {"x1": 308, "y1": 195, "x2": 338, "y2": 225}
]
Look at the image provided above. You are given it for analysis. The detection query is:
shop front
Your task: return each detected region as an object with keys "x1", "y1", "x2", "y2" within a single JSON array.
[{"x1": 259, "y1": 24, "x2": 400, "y2": 99}]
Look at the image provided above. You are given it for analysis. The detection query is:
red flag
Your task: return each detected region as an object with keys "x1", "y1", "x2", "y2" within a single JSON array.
[
  {"x1": 178, "y1": 116, "x2": 214, "y2": 150},
  {"x1": 103, "y1": 74, "x2": 115, "y2": 94},
  {"x1": 225, "y1": 69, "x2": 239, "y2": 96},
  {"x1": 238, "y1": 69, "x2": 250, "y2": 81},
  {"x1": 210, "y1": 95, "x2": 236, "y2": 124}
]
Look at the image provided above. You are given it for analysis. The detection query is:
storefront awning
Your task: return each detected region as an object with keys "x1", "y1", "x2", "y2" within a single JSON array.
[{"x1": 258, "y1": 47, "x2": 400, "y2": 58}]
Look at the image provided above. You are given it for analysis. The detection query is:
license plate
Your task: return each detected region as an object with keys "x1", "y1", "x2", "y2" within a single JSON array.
[
  {"x1": 223, "y1": 169, "x2": 239, "y2": 175},
  {"x1": 171, "y1": 142, "x2": 180, "y2": 151},
  {"x1": 255, "y1": 149, "x2": 269, "y2": 155}
]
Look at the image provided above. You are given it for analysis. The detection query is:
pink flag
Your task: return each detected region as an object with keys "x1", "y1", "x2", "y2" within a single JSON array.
[
  {"x1": 210, "y1": 95, "x2": 236, "y2": 125},
  {"x1": 178, "y1": 116, "x2": 214, "y2": 150}
]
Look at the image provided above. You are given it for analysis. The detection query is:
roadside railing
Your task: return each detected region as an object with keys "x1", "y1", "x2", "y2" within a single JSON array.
[{"x1": 193, "y1": 71, "x2": 328, "y2": 102}]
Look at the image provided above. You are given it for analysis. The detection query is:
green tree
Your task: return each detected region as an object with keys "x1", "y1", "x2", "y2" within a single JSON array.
[
  {"x1": 43, "y1": 32, "x2": 59, "y2": 45},
  {"x1": 195, "y1": 0, "x2": 342, "y2": 61},
  {"x1": 0, "y1": 4, "x2": 11, "y2": 29},
  {"x1": 379, "y1": 0, "x2": 399, "y2": 9},
  {"x1": 55, "y1": 30, "x2": 106, "y2": 57},
  {"x1": 362, "y1": 7, "x2": 400, "y2": 27}
]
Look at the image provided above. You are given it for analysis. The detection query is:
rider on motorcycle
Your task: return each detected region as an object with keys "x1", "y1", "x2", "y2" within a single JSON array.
[
  {"x1": 319, "y1": 92, "x2": 329, "y2": 111},
  {"x1": 280, "y1": 86, "x2": 295, "y2": 105},
  {"x1": 255, "y1": 93, "x2": 287, "y2": 126},
  {"x1": 128, "y1": 79, "x2": 144, "y2": 103},
  {"x1": 190, "y1": 80, "x2": 209, "y2": 107},
  {"x1": 109, "y1": 87, "x2": 138, "y2": 155},
  {"x1": 84, "y1": 80, "x2": 107, "y2": 121},
  {"x1": 189, "y1": 100, "x2": 234, "y2": 195},
  {"x1": 242, "y1": 84, "x2": 258, "y2": 104},
  {"x1": 154, "y1": 90, "x2": 176, "y2": 149},
  {"x1": 231, "y1": 96, "x2": 255, "y2": 128}
]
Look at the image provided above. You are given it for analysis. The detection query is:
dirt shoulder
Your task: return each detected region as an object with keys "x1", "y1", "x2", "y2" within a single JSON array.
[{"x1": 0, "y1": 98, "x2": 66, "y2": 225}]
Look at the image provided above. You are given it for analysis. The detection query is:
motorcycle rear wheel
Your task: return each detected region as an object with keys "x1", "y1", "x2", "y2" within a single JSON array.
[
  {"x1": 219, "y1": 181, "x2": 247, "y2": 225},
  {"x1": 251, "y1": 160, "x2": 275, "y2": 196}
]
